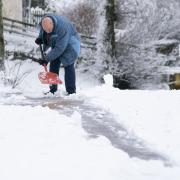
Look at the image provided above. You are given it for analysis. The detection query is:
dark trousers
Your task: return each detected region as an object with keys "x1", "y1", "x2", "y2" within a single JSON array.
[{"x1": 49, "y1": 58, "x2": 76, "y2": 94}]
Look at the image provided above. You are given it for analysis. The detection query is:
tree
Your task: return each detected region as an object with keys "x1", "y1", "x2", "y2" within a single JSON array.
[
  {"x1": 105, "y1": 0, "x2": 116, "y2": 57},
  {"x1": 95, "y1": 0, "x2": 116, "y2": 81},
  {"x1": 0, "y1": 0, "x2": 4, "y2": 70}
]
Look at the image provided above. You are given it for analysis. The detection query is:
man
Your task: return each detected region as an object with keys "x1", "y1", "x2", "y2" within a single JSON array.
[{"x1": 35, "y1": 14, "x2": 81, "y2": 95}]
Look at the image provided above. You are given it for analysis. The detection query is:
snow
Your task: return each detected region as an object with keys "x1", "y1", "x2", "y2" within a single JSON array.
[
  {"x1": 115, "y1": 29, "x2": 127, "y2": 41},
  {"x1": 1, "y1": 61, "x2": 180, "y2": 179},
  {"x1": 103, "y1": 74, "x2": 113, "y2": 87},
  {"x1": 81, "y1": 85, "x2": 180, "y2": 164}
]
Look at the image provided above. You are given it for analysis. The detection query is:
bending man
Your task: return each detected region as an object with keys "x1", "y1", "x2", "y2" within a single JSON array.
[{"x1": 35, "y1": 14, "x2": 81, "y2": 95}]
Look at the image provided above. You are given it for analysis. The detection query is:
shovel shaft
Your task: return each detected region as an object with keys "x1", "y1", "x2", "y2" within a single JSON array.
[
  {"x1": 43, "y1": 64, "x2": 48, "y2": 72},
  {"x1": 39, "y1": 44, "x2": 46, "y2": 60},
  {"x1": 39, "y1": 44, "x2": 48, "y2": 72}
]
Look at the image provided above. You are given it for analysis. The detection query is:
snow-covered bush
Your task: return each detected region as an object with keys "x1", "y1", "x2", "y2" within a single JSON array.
[
  {"x1": 2, "y1": 59, "x2": 32, "y2": 89},
  {"x1": 63, "y1": 2, "x2": 98, "y2": 36},
  {"x1": 45, "y1": 0, "x2": 98, "y2": 36},
  {"x1": 118, "y1": 0, "x2": 180, "y2": 44},
  {"x1": 114, "y1": 0, "x2": 180, "y2": 89}
]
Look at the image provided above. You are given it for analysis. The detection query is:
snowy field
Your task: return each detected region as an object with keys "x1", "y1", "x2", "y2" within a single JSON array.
[{"x1": 0, "y1": 60, "x2": 180, "y2": 180}]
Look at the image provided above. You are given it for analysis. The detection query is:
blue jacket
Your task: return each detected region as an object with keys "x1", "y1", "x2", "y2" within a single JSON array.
[{"x1": 38, "y1": 14, "x2": 81, "y2": 66}]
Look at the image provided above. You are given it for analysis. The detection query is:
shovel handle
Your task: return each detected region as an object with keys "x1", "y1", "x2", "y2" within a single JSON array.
[
  {"x1": 39, "y1": 44, "x2": 46, "y2": 60},
  {"x1": 43, "y1": 64, "x2": 48, "y2": 72},
  {"x1": 39, "y1": 44, "x2": 48, "y2": 72}
]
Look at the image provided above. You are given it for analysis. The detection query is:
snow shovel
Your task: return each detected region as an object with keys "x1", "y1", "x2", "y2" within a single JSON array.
[{"x1": 38, "y1": 45, "x2": 63, "y2": 85}]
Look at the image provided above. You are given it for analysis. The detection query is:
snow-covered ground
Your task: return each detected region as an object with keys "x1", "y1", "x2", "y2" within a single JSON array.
[
  {"x1": 1, "y1": 10, "x2": 180, "y2": 179},
  {"x1": 0, "y1": 60, "x2": 180, "y2": 180}
]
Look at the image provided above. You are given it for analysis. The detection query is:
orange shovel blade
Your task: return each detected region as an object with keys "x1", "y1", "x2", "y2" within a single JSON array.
[{"x1": 38, "y1": 71, "x2": 63, "y2": 84}]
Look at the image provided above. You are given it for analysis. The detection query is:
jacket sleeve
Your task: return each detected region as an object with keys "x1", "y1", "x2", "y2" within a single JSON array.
[
  {"x1": 46, "y1": 28, "x2": 70, "y2": 62},
  {"x1": 36, "y1": 28, "x2": 49, "y2": 51}
]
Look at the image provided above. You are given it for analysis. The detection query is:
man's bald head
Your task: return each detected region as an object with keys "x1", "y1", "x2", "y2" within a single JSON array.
[{"x1": 41, "y1": 17, "x2": 54, "y2": 33}]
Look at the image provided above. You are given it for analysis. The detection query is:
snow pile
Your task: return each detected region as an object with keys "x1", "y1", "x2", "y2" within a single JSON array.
[{"x1": 103, "y1": 74, "x2": 113, "y2": 87}]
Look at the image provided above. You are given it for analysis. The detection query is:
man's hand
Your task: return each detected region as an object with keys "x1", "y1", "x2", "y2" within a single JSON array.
[
  {"x1": 35, "y1": 38, "x2": 43, "y2": 45},
  {"x1": 38, "y1": 59, "x2": 48, "y2": 66}
]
